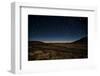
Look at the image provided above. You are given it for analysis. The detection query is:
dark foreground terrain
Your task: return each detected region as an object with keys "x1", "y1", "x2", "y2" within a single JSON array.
[{"x1": 28, "y1": 37, "x2": 88, "y2": 61}]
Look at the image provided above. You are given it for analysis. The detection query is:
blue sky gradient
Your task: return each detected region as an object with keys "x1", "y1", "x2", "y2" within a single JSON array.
[{"x1": 28, "y1": 15, "x2": 88, "y2": 43}]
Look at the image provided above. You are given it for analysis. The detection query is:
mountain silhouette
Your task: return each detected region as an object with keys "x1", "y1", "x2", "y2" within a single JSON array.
[
  {"x1": 29, "y1": 41, "x2": 44, "y2": 45},
  {"x1": 73, "y1": 37, "x2": 88, "y2": 44}
]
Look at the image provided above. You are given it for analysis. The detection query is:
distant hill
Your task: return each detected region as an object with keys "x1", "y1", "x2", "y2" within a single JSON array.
[
  {"x1": 73, "y1": 37, "x2": 88, "y2": 44},
  {"x1": 29, "y1": 37, "x2": 88, "y2": 44},
  {"x1": 29, "y1": 41, "x2": 44, "y2": 44}
]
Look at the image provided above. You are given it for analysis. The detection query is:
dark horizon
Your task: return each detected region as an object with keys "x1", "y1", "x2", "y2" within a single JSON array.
[
  {"x1": 28, "y1": 15, "x2": 88, "y2": 42},
  {"x1": 28, "y1": 36, "x2": 87, "y2": 43}
]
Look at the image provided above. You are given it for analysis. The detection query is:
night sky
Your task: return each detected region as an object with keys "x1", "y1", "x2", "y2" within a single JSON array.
[{"x1": 28, "y1": 15, "x2": 88, "y2": 43}]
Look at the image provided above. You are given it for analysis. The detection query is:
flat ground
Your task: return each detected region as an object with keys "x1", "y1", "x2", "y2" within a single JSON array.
[{"x1": 28, "y1": 41, "x2": 88, "y2": 61}]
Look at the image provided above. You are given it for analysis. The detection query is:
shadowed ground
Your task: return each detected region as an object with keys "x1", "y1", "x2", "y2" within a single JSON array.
[{"x1": 28, "y1": 37, "x2": 88, "y2": 61}]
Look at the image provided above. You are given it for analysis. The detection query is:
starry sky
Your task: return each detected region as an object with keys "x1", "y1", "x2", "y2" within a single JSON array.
[{"x1": 28, "y1": 15, "x2": 88, "y2": 43}]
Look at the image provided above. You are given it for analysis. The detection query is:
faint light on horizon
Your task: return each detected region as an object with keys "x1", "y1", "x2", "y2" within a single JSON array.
[{"x1": 42, "y1": 40, "x2": 74, "y2": 43}]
